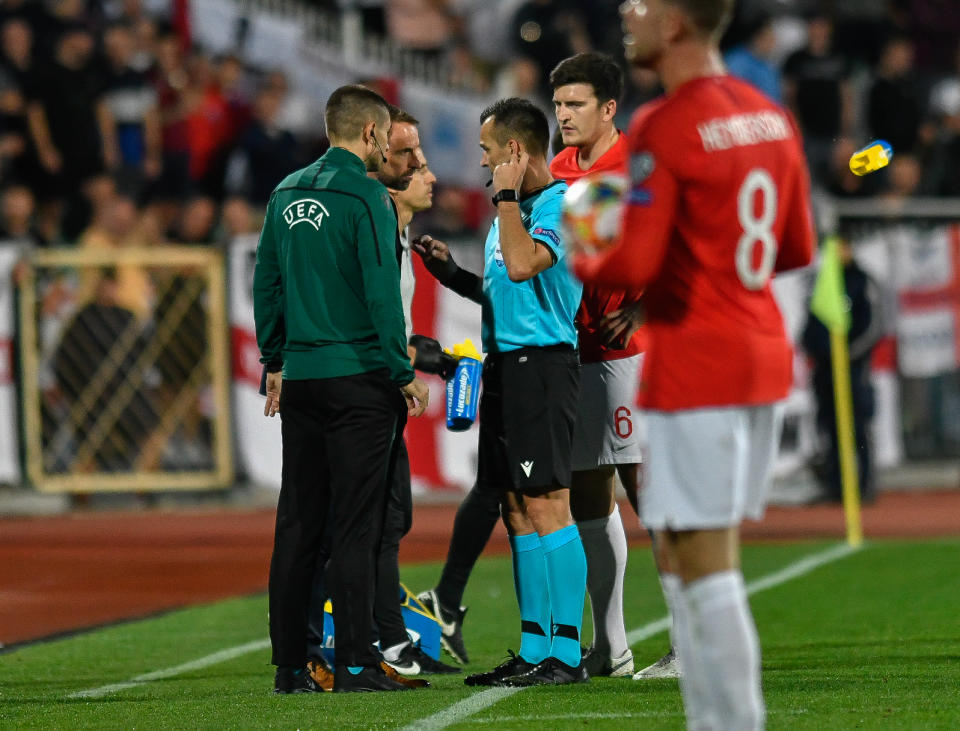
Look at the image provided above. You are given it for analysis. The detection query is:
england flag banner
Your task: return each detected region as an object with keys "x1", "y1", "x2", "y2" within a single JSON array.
[{"x1": 895, "y1": 225, "x2": 960, "y2": 377}]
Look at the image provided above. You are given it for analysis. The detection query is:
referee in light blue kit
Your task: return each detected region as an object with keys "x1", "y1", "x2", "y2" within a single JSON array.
[{"x1": 413, "y1": 98, "x2": 588, "y2": 686}]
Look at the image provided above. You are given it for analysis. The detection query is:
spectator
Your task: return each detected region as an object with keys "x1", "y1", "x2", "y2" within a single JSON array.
[
  {"x1": 801, "y1": 238, "x2": 881, "y2": 504},
  {"x1": 226, "y1": 83, "x2": 299, "y2": 206},
  {"x1": 102, "y1": 19, "x2": 162, "y2": 199},
  {"x1": 171, "y1": 195, "x2": 217, "y2": 245},
  {"x1": 25, "y1": 23, "x2": 116, "y2": 241},
  {"x1": 724, "y1": 14, "x2": 782, "y2": 102},
  {"x1": 130, "y1": 15, "x2": 157, "y2": 73},
  {"x1": 880, "y1": 152, "x2": 923, "y2": 207},
  {"x1": 184, "y1": 52, "x2": 233, "y2": 200},
  {"x1": 149, "y1": 28, "x2": 192, "y2": 230},
  {"x1": 216, "y1": 54, "x2": 252, "y2": 142},
  {"x1": 216, "y1": 194, "x2": 256, "y2": 244},
  {"x1": 52, "y1": 267, "x2": 157, "y2": 472},
  {"x1": 868, "y1": 36, "x2": 925, "y2": 154},
  {"x1": 783, "y1": 14, "x2": 854, "y2": 185},
  {"x1": 0, "y1": 17, "x2": 33, "y2": 89},
  {"x1": 0, "y1": 182, "x2": 42, "y2": 246},
  {"x1": 0, "y1": 69, "x2": 26, "y2": 183},
  {"x1": 76, "y1": 192, "x2": 155, "y2": 322},
  {"x1": 494, "y1": 56, "x2": 547, "y2": 111}
]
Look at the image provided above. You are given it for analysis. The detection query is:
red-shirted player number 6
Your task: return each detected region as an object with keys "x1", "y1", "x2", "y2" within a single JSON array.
[
  {"x1": 735, "y1": 168, "x2": 778, "y2": 290},
  {"x1": 614, "y1": 406, "x2": 633, "y2": 438}
]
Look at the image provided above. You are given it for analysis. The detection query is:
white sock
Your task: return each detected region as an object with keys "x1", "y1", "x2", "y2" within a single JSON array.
[
  {"x1": 577, "y1": 503, "x2": 629, "y2": 656},
  {"x1": 661, "y1": 573, "x2": 715, "y2": 730},
  {"x1": 685, "y1": 570, "x2": 765, "y2": 731},
  {"x1": 382, "y1": 640, "x2": 410, "y2": 663}
]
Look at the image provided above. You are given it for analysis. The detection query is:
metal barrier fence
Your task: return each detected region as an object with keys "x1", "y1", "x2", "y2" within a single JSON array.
[{"x1": 18, "y1": 247, "x2": 233, "y2": 492}]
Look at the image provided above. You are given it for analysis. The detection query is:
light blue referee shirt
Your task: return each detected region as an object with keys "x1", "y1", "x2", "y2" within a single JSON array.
[{"x1": 481, "y1": 180, "x2": 582, "y2": 353}]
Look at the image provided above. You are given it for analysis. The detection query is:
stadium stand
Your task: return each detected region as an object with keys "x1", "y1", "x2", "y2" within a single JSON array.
[{"x1": 0, "y1": 0, "x2": 958, "y2": 499}]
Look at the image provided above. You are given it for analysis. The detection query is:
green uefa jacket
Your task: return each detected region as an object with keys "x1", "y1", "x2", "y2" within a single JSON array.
[{"x1": 253, "y1": 147, "x2": 415, "y2": 386}]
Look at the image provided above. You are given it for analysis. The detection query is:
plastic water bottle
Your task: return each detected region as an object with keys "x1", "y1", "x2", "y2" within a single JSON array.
[{"x1": 445, "y1": 339, "x2": 482, "y2": 431}]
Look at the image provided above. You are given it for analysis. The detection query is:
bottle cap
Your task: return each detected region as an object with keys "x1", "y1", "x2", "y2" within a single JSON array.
[{"x1": 849, "y1": 140, "x2": 893, "y2": 176}]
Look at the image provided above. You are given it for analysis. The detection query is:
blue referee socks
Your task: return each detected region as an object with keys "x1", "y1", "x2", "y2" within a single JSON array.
[
  {"x1": 541, "y1": 524, "x2": 587, "y2": 668},
  {"x1": 509, "y1": 532, "x2": 550, "y2": 664}
]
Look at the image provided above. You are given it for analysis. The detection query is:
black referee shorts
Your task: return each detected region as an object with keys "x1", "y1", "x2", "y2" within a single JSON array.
[{"x1": 477, "y1": 345, "x2": 580, "y2": 494}]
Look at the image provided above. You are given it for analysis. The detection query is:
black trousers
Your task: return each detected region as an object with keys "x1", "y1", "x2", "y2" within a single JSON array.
[
  {"x1": 812, "y1": 358, "x2": 875, "y2": 500},
  {"x1": 268, "y1": 370, "x2": 406, "y2": 669},
  {"x1": 374, "y1": 440, "x2": 413, "y2": 649},
  {"x1": 305, "y1": 440, "x2": 414, "y2": 656}
]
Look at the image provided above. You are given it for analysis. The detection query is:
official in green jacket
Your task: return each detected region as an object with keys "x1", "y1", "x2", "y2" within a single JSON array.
[{"x1": 253, "y1": 84, "x2": 429, "y2": 695}]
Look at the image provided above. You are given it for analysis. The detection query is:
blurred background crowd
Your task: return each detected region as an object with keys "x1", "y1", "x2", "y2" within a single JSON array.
[
  {"x1": 1, "y1": 0, "x2": 960, "y2": 489},
  {"x1": 0, "y1": 0, "x2": 958, "y2": 254}
]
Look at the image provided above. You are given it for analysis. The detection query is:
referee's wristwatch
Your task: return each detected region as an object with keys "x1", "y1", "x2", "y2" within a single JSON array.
[{"x1": 491, "y1": 189, "x2": 518, "y2": 206}]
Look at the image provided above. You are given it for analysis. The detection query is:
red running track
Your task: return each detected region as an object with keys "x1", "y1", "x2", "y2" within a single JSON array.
[{"x1": 1, "y1": 489, "x2": 957, "y2": 647}]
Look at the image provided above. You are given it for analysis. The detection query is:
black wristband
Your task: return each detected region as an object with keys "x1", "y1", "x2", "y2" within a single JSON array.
[
  {"x1": 448, "y1": 266, "x2": 482, "y2": 299},
  {"x1": 491, "y1": 189, "x2": 518, "y2": 206}
]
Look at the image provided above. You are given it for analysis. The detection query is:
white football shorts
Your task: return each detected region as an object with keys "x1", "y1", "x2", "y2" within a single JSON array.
[
  {"x1": 641, "y1": 402, "x2": 785, "y2": 530},
  {"x1": 571, "y1": 354, "x2": 644, "y2": 471}
]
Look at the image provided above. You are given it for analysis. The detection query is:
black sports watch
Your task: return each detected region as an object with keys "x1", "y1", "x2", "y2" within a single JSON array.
[{"x1": 491, "y1": 189, "x2": 518, "y2": 206}]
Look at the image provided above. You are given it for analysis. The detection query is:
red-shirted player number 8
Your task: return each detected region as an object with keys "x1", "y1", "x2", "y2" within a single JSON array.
[{"x1": 735, "y1": 168, "x2": 778, "y2": 290}]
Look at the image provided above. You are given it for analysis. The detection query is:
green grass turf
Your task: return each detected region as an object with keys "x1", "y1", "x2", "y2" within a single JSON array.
[{"x1": 0, "y1": 538, "x2": 958, "y2": 729}]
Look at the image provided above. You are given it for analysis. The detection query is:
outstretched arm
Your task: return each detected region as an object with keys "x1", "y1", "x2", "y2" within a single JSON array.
[{"x1": 411, "y1": 234, "x2": 483, "y2": 304}]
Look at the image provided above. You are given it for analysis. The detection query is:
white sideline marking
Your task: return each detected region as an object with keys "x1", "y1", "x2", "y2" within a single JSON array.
[
  {"x1": 410, "y1": 542, "x2": 860, "y2": 730},
  {"x1": 69, "y1": 638, "x2": 270, "y2": 699},
  {"x1": 626, "y1": 541, "x2": 859, "y2": 645},
  {"x1": 399, "y1": 688, "x2": 523, "y2": 731},
  {"x1": 461, "y1": 708, "x2": 809, "y2": 724},
  {"x1": 67, "y1": 543, "x2": 859, "y2": 705}
]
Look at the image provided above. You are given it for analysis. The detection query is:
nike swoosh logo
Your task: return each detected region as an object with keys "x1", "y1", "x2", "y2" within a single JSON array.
[{"x1": 389, "y1": 659, "x2": 421, "y2": 675}]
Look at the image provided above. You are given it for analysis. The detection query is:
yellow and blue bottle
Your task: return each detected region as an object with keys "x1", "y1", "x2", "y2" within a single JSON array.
[
  {"x1": 445, "y1": 339, "x2": 482, "y2": 431},
  {"x1": 849, "y1": 140, "x2": 893, "y2": 176}
]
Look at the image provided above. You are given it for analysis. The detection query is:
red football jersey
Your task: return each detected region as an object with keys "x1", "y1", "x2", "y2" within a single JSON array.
[
  {"x1": 551, "y1": 133, "x2": 646, "y2": 363},
  {"x1": 572, "y1": 75, "x2": 815, "y2": 410}
]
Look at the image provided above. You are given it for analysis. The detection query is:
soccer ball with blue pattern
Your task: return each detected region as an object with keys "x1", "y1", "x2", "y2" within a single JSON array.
[{"x1": 561, "y1": 173, "x2": 628, "y2": 258}]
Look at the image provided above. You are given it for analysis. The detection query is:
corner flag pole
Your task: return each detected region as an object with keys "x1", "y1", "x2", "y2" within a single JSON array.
[
  {"x1": 810, "y1": 237, "x2": 863, "y2": 547},
  {"x1": 829, "y1": 329, "x2": 863, "y2": 546}
]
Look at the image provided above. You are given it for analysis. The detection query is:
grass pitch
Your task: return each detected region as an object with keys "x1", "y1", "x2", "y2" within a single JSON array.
[{"x1": 1, "y1": 538, "x2": 958, "y2": 729}]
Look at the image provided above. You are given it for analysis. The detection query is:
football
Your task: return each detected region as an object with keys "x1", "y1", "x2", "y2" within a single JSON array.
[{"x1": 561, "y1": 173, "x2": 629, "y2": 257}]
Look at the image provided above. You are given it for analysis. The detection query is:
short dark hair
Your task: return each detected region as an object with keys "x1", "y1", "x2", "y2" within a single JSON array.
[
  {"x1": 325, "y1": 84, "x2": 390, "y2": 141},
  {"x1": 388, "y1": 104, "x2": 419, "y2": 126},
  {"x1": 667, "y1": 0, "x2": 735, "y2": 39},
  {"x1": 549, "y1": 53, "x2": 624, "y2": 105},
  {"x1": 480, "y1": 98, "x2": 550, "y2": 158}
]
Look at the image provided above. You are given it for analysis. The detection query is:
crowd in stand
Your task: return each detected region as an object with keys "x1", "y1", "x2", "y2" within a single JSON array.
[
  {"x1": 0, "y1": 0, "x2": 331, "y2": 253},
  {"x1": 0, "y1": 0, "x2": 956, "y2": 479},
  {"x1": 315, "y1": 0, "x2": 960, "y2": 202},
  {"x1": 1, "y1": 0, "x2": 959, "y2": 254}
]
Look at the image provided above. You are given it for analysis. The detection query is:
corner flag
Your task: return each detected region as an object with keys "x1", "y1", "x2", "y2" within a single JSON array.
[
  {"x1": 810, "y1": 236, "x2": 851, "y2": 334},
  {"x1": 810, "y1": 236, "x2": 862, "y2": 546}
]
